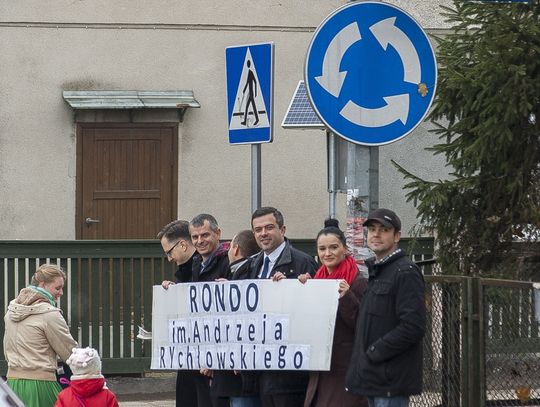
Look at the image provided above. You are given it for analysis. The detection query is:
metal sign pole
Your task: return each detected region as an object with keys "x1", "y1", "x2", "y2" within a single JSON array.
[
  {"x1": 327, "y1": 131, "x2": 337, "y2": 219},
  {"x1": 369, "y1": 146, "x2": 379, "y2": 211},
  {"x1": 251, "y1": 144, "x2": 261, "y2": 212}
]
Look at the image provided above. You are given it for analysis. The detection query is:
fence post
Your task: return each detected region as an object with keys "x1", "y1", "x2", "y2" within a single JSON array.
[
  {"x1": 478, "y1": 278, "x2": 486, "y2": 407},
  {"x1": 440, "y1": 279, "x2": 462, "y2": 407},
  {"x1": 463, "y1": 277, "x2": 484, "y2": 407}
]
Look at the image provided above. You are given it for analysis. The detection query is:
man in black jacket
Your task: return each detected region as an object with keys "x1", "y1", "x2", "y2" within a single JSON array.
[
  {"x1": 189, "y1": 213, "x2": 230, "y2": 407},
  {"x1": 158, "y1": 220, "x2": 198, "y2": 407},
  {"x1": 210, "y1": 229, "x2": 261, "y2": 407},
  {"x1": 346, "y1": 208, "x2": 426, "y2": 407},
  {"x1": 189, "y1": 213, "x2": 230, "y2": 283},
  {"x1": 228, "y1": 229, "x2": 260, "y2": 281},
  {"x1": 249, "y1": 207, "x2": 317, "y2": 407},
  {"x1": 159, "y1": 220, "x2": 197, "y2": 287}
]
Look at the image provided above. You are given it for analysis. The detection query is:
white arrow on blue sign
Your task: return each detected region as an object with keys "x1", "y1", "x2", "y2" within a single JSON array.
[
  {"x1": 305, "y1": 2, "x2": 437, "y2": 146},
  {"x1": 226, "y1": 42, "x2": 274, "y2": 145}
]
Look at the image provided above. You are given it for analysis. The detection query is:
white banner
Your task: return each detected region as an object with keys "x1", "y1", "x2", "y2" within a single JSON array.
[{"x1": 150, "y1": 279, "x2": 340, "y2": 371}]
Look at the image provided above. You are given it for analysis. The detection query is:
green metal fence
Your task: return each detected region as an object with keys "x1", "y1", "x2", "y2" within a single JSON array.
[
  {"x1": 3, "y1": 240, "x2": 537, "y2": 405},
  {"x1": 0, "y1": 238, "x2": 433, "y2": 376},
  {"x1": 413, "y1": 263, "x2": 540, "y2": 407},
  {"x1": 0, "y1": 240, "x2": 177, "y2": 374}
]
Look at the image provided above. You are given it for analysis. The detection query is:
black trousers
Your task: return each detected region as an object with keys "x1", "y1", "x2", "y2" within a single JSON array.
[
  {"x1": 192, "y1": 373, "x2": 229, "y2": 407},
  {"x1": 176, "y1": 370, "x2": 198, "y2": 407}
]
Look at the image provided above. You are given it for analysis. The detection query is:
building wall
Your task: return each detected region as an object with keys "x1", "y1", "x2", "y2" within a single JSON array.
[{"x1": 0, "y1": 0, "x2": 451, "y2": 240}]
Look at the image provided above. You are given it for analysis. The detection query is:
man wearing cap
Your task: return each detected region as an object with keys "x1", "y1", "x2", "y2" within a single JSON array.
[{"x1": 346, "y1": 208, "x2": 426, "y2": 407}]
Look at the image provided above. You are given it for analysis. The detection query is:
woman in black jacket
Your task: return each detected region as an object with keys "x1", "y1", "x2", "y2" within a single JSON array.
[{"x1": 298, "y1": 221, "x2": 368, "y2": 407}]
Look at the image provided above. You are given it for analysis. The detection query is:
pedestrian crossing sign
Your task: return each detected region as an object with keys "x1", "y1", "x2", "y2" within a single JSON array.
[{"x1": 226, "y1": 42, "x2": 274, "y2": 144}]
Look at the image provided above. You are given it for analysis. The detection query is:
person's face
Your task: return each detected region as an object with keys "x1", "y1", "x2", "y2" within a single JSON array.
[
  {"x1": 190, "y1": 221, "x2": 221, "y2": 259},
  {"x1": 367, "y1": 221, "x2": 400, "y2": 259},
  {"x1": 161, "y1": 236, "x2": 191, "y2": 265},
  {"x1": 39, "y1": 276, "x2": 65, "y2": 301},
  {"x1": 252, "y1": 213, "x2": 285, "y2": 254},
  {"x1": 317, "y1": 233, "x2": 347, "y2": 273}
]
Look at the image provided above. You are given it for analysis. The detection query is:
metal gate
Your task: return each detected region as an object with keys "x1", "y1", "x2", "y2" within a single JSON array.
[{"x1": 415, "y1": 267, "x2": 540, "y2": 407}]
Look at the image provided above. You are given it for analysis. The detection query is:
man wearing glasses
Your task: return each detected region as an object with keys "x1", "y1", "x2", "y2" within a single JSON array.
[
  {"x1": 159, "y1": 220, "x2": 197, "y2": 289},
  {"x1": 249, "y1": 207, "x2": 317, "y2": 407},
  {"x1": 157, "y1": 220, "x2": 198, "y2": 407}
]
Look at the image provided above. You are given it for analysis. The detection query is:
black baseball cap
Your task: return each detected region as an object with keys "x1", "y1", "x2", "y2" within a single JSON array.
[{"x1": 363, "y1": 208, "x2": 401, "y2": 231}]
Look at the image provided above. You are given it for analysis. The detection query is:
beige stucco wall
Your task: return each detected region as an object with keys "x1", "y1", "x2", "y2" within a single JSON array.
[{"x1": 0, "y1": 0, "x2": 452, "y2": 240}]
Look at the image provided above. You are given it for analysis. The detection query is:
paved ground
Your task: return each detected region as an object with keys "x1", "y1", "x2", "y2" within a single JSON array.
[
  {"x1": 106, "y1": 373, "x2": 176, "y2": 406},
  {"x1": 119, "y1": 401, "x2": 174, "y2": 407}
]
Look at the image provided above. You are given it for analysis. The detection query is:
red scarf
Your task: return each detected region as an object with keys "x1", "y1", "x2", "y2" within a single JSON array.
[{"x1": 314, "y1": 255, "x2": 358, "y2": 285}]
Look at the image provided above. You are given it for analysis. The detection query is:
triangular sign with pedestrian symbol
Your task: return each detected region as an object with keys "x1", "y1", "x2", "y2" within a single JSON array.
[{"x1": 229, "y1": 48, "x2": 270, "y2": 130}]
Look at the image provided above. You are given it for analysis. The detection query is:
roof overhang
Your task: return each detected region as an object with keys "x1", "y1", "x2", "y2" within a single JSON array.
[{"x1": 62, "y1": 90, "x2": 200, "y2": 120}]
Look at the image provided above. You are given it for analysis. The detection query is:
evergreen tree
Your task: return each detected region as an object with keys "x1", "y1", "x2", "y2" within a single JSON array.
[{"x1": 394, "y1": 0, "x2": 540, "y2": 276}]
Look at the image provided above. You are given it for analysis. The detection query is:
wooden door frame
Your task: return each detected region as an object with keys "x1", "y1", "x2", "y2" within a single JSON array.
[{"x1": 75, "y1": 122, "x2": 178, "y2": 239}]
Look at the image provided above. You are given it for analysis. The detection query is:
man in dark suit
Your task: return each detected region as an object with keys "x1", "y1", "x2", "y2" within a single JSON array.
[{"x1": 248, "y1": 207, "x2": 317, "y2": 407}]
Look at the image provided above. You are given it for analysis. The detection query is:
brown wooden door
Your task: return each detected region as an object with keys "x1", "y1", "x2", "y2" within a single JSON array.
[{"x1": 76, "y1": 124, "x2": 177, "y2": 239}]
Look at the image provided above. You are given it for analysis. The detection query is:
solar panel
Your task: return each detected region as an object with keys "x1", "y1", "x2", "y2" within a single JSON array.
[{"x1": 281, "y1": 80, "x2": 325, "y2": 129}]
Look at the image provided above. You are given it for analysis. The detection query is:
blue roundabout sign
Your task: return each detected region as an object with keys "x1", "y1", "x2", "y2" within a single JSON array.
[{"x1": 305, "y1": 1, "x2": 437, "y2": 146}]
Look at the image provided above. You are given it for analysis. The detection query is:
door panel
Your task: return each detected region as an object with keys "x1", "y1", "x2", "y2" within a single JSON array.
[{"x1": 77, "y1": 125, "x2": 177, "y2": 239}]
